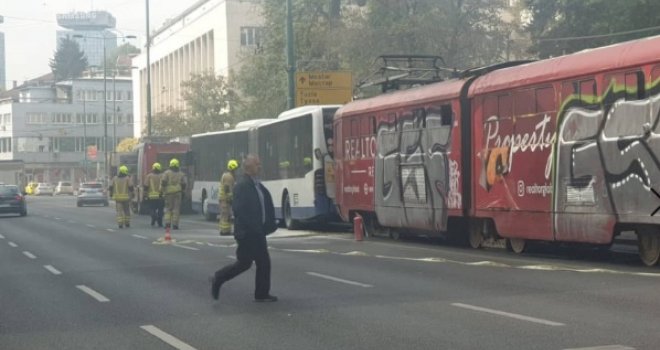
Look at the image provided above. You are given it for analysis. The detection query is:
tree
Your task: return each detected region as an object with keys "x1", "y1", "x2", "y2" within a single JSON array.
[
  {"x1": 524, "y1": 0, "x2": 660, "y2": 58},
  {"x1": 50, "y1": 38, "x2": 88, "y2": 81},
  {"x1": 116, "y1": 138, "x2": 139, "y2": 152},
  {"x1": 235, "y1": 0, "x2": 511, "y2": 117},
  {"x1": 151, "y1": 73, "x2": 240, "y2": 137},
  {"x1": 105, "y1": 43, "x2": 141, "y2": 75}
]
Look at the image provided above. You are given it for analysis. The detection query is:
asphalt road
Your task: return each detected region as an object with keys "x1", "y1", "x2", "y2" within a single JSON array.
[{"x1": 1, "y1": 195, "x2": 659, "y2": 350}]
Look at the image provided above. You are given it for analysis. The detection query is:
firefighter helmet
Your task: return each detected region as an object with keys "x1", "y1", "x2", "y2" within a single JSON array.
[
  {"x1": 169, "y1": 158, "x2": 180, "y2": 168},
  {"x1": 227, "y1": 159, "x2": 239, "y2": 171}
]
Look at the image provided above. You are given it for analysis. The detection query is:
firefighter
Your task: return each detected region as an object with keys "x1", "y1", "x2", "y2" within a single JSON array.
[
  {"x1": 219, "y1": 159, "x2": 238, "y2": 236},
  {"x1": 109, "y1": 165, "x2": 134, "y2": 229},
  {"x1": 145, "y1": 162, "x2": 164, "y2": 227},
  {"x1": 161, "y1": 158, "x2": 187, "y2": 230}
]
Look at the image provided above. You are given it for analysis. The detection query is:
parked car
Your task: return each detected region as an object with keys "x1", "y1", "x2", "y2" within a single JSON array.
[
  {"x1": 54, "y1": 181, "x2": 74, "y2": 196},
  {"x1": 0, "y1": 185, "x2": 27, "y2": 216},
  {"x1": 77, "y1": 182, "x2": 109, "y2": 207},
  {"x1": 33, "y1": 183, "x2": 54, "y2": 196},
  {"x1": 24, "y1": 182, "x2": 38, "y2": 195}
]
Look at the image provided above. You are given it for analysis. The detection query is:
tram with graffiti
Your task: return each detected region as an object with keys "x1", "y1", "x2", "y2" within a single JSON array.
[{"x1": 334, "y1": 35, "x2": 660, "y2": 266}]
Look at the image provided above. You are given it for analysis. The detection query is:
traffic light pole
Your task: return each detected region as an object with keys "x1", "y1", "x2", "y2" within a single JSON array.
[{"x1": 286, "y1": 0, "x2": 296, "y2": 109}]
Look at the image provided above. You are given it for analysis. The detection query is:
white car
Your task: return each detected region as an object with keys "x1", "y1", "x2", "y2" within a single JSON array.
[
  {"x1": 34, "y1": 183, "x2": 54, "y2": 196},
  {"x1": 55, "y1": 181, "x2": 75, "y2": 195}
]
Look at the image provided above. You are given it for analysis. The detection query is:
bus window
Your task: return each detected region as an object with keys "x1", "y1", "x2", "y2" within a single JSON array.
[
  {"x1": 625, "y1": 71, "x2": 644, "y2": 100},
  {"x1": 536, "y1": 86, "x2": 555, "y2": 113}
]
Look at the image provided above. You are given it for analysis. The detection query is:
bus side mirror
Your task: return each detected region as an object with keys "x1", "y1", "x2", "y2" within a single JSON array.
[{"x1": 314, "y1": 148, "x2": 323, "y2": 160}]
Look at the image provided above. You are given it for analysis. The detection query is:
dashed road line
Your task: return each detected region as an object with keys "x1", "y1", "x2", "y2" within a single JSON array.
[
  {"x1": 68, "y1": 220, "x2": 76, "y2": 224},
  {"x1": 0, "y1": 234, "x2": 5, "y2": 239},
  {"x1": 54, "y1": 217, "x2": 62, "y2": 220},
  {"x1": 563, "y1": 346, "x2": 635, "y2": 350},
  {"x1": 227, "y1": 255, "x2": 236, "y2": 260},
  {"x1": 44, "y1": 265, "x2": 62, "y2": 275},
  {"x1": 140, "y1": 325, "x2": 197, "y2": 350},
  {"x1": 451, "y1": 303, "x2": 565, "y2": 327},
  {"x1": 306, "y1": 271, "x2": 373, "y2": 288},
  {"x1": 172, "y1": 243, "x2": 200, "y2": 251},
  {"x1": 8, "y1": 241, "x2": 18, "y2": 248},
  {"x1": 132, "y1": 234, "x2": 148, "y2": 240},
  {"x1": 106, "y1": 229, "x2": 116, "y2": 232},
  {"x1": 22, "y1": 251, "x2": 37, "y2": 259},
  {"x1": 76, "y1": 285, "x2": 110, "y2": 303},
  {"x1": 86, "y1": 224, "x2": 96, "y2": 228}
]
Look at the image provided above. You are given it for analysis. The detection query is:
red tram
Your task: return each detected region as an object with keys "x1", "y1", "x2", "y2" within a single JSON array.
[{"x1": 333, "y1": 35, "x2": 660, "y2": 266}]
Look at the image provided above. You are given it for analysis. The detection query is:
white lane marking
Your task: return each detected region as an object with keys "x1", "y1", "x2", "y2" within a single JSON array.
[
  {"x1": 451, "y1": 303, "x2": 565, "y2": 327},
  {"x1": 227, "y1": 255, "x2": 236, "y2": 260},
  {"x1": 22, "y1": 251, "x2": 37, "y2": 259},
  {"x1": 140, "y1": 325, "x2": 197, "y2": 350},
  {"x1": 0, "y1": 234, "x2": 5, "y2": 239},
  {"x1": 106, "y1": 229, "x2": 116, "y2": 232},
  {"x1": 132, "y1": 234, "x2": 148, "y2": 240},
  {"x1": 306, "y1": 272, "x2": 373, "y2": 288},
  {"x1": 564, "y1": 346, "x2": 635, "y2": 350},
  {"x1": 44, "y1": 265, "x2": 62, "y2": 275},
  {"x1": 76, "y1": 285, "x2": 110, "y2": 303},
  {"x1": 54, "y1": 217, "x2": 62, "y2": 220},
  {"x1": 172, "y1": 243, "x2": 200, "y2": 251},
  {"x1": 8, "y1": 241, "x2": 18, "y2": 248},
  {"x1": 68, "y1": 220, "x2": 76, "y2": 224},
  {"x1": 86, "y1": 224, "x2": 96, "y2": 228}
]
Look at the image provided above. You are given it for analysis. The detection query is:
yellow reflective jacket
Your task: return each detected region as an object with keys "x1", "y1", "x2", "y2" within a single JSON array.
[
  {"x1": 219, "y1": 171, "x2": 235, "y2": 202},
  {"x1": 111, "y1": 175, "x2": 132, "y2": 202},
  {"x1": 161, "y1": 169, "x2": 186, "y2": 195},
  {"x1": 144, "y1": 172, "x2": 162, "y2": 200}
]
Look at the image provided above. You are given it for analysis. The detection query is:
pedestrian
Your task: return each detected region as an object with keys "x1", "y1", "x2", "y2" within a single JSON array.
[
  {"x1": 210, "y1": 154, "x2": 278, "y2": 302},
  {"x1": 109, "y1": 165, "x2": 134, "y2": 229},
  {"x1": 161, "y1": 158, "x2": 187, "y2": 230},
  {"x1": 145, "y1": 162, "x2": 164, "y2": 227},
  {"x1": 219, "y1": 159, "x2": 238, "y2": 236}
]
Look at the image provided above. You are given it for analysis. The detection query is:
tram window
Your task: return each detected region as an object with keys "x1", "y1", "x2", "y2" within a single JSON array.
[
  {"x1": 580, "y1": 79, "x2": 597, "y2": 103},
  {"x1": 514, "y1": 89, "x2": 534, "y2": 116},
  {"x1": 440, "y1": 104, "x2": 453, "y2": 126},
  {"x1": 386, "y1": 113, "x2": 397, "y2": 131},
  {"x1": 361, "y1": 117, "x2": 371, "y2": 136},
  {"x1": 483, "y1": 95, "x2": 498, "y2": 119},
  {"x1": 625, "y1": 71, "x2": 644, "y2": 100},
  {"x1": 351, "y1": 118, "x2": 359, "y2": 137},
  {"x1": 536, "y1": 86, "x2": 555, "y2": 113},
  {"x1": 498, "y1": 94, "x2": 512, "y2": 118},
  {"x1": 413, "y1": 108, "x2": 427, "y2": 128},
  {"x1": 561, "y1": 82, "x2": 576, "y2": 101},
  {"x1": 653, "y1": 66, "x2": 660, "y2": 83}
]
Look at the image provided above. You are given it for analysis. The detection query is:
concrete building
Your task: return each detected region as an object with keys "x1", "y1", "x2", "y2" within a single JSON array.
[
  {"x1": 0, "y1": 73, "x2": 133, "y2": 184},
  {"x1": 132, "y1": 0, "x2": 263, "y2": 137},
  {"x1": 56, "y1": 11, "x2": 118, "y2": 68}
]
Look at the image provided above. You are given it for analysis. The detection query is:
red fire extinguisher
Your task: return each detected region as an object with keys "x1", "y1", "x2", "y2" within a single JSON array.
[{"x1": 354, "y1": 214, "x2": 364, "y2": 241}]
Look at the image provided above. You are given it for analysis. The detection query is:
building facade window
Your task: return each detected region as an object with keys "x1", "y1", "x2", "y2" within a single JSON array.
[
  {"x1": 240, "y1": 27, "x2": 263, "y2": 47},
  {"x1": 0, "y1": 138, "x2": 12, "y2": 153},
  {"x1": 116, "y1": 91, "x2": 123, "y2": 101},
  {"x1": 1, "y1": 113, "x2": 11, "y2": 126},
  {"x1": 52, "y1": 112, "x2": 73, "y2": 124},
  {"x1": 127, "y1": 91, "x2": 132, "y2": 101},
  {"x1": 127, "y1": 113, "x2": 134, "y2": 124},
  {"x1": 26, "y1": 113, "x2": 48, "y2": 124}
]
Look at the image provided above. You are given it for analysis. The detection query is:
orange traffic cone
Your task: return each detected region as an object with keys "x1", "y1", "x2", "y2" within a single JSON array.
[{"x1": 164, "y1": 226, "x2": 172, "y2": 242}]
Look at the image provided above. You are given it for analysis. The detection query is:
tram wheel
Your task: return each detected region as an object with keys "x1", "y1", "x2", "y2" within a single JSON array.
[
  {"x1": 468, "y1": 223, "x2": 484, "y2": 249},
  {"x1": 637, "y1": 227, "x2": 660, "y2": 266},
  {"x1": 283, "y1": 193, "x2": 301, "y2": 230},
  {"x1": 506, "y1": 238, "x2": 526, "y2": 254}
]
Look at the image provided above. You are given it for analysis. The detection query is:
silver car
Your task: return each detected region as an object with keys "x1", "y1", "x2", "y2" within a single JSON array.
[
  {"x1": 34, "y1": 183, "x2": 54, "y2": 196},
  {"x1": 76, "y1": 183, "x2": 109, "y2": 207},
  {"x1": 55, "y1": 181, "x2": 74, "y2": 196}
]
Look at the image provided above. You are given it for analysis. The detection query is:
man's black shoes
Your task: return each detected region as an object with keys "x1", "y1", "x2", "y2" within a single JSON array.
[
  {"x1": 210, "y1": 276, "x2": 222, "y2": 300},
  {"x1": 254, "y1": 295, "x2": 278, "y2": 302}
]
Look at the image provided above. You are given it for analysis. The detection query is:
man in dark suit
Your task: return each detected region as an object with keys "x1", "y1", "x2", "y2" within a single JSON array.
[{"x1": 210, "y1": 154, "x2": 278, "y2": 302}]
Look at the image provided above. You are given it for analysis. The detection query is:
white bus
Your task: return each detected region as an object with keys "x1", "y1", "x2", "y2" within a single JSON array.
[{"x1": 190, "y1": 105, "x2": 340, "y2": 228}]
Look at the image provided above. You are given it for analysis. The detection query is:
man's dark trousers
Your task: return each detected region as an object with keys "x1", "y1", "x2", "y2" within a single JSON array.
[
  {"x1": 214, "y1": 235, "x2": 271, "y2": 298},
  {"x1": 149, "y1": 199, "x2": 164, "y2": 226}
]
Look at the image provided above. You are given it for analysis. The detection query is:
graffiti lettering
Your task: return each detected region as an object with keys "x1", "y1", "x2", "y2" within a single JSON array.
[{"x1": 344, "y1": 136, "x2": 377, "y2": 160}]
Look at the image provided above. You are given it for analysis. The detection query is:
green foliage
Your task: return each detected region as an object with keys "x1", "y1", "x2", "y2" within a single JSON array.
[
  {"x1": 151, "y1": 72, "x2": 240, "y2": 137},
  {"x1": 105, "y1": 43, "x2": 141, "y2": 75},
  {"x1": 49, "y1": 38, "x2": 88, "y2": 81},
  {"x1": 524, "y1": 0, "x2": 660, "y2": 58},
  {"x1": 235, "y1": 0, "x2": 512, "y2": 117}
]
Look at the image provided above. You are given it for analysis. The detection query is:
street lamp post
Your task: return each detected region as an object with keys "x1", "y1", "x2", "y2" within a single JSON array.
[{"x1": 146, "y1": 0, "x2": 153, "y2": 137}]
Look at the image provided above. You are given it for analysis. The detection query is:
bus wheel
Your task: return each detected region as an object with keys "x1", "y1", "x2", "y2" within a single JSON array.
[
  {"x1": 283, "y1": 193, "x2": 301, "y2": 230},
  {"x1": 637, "y1": 227, "x2": 660, "y2": 266},
  {"x1": 202, "y1": 198, "x2": 215, "y2": 221},
  {"x1": 506, "y1": 238, "x2": 526, "y2": 254}
]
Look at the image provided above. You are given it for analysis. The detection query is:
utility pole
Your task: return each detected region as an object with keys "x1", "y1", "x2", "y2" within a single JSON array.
[
  {"x1": 145, "y1": 0, "x2": 153, "y2": 137},
  {"x1": 286, "y1": 0, "x2": 296, "y2": 109}
]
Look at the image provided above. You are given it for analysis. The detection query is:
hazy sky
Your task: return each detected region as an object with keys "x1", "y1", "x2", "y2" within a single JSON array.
[{"x1": 1, "y1": 0, "x2": 199, "y2": 89}]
